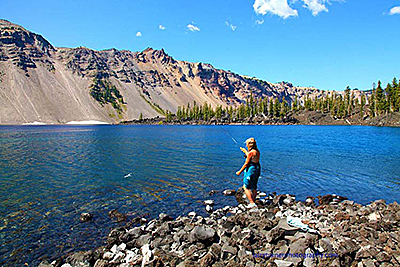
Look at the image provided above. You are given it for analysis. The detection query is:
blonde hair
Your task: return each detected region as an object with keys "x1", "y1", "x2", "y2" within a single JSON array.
[{"x1": 245, "y1": 137, "x2": 258, "y2": 151}]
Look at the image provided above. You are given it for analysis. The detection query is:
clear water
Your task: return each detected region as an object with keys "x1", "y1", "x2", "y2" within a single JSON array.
[{"x1": 0, "y1": 125, "x2": 399, "y2": 265}]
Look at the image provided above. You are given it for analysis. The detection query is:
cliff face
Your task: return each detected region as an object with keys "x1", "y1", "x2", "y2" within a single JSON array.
[{"x1": 0, "y1": 19, "x2": 360, "y2": 124}]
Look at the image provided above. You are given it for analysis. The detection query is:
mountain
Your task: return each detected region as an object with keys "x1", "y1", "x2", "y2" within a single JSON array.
[{"x1": 0, "y1": 19, "x2": 362, "y2": 124}]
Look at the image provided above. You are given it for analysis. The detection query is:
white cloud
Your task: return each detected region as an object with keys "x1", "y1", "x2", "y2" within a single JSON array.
[
  {"x1": 255, "y1": 19, "x2": 265, "y2": 25},
  {"x1": 136, "y1": 31, "x2": 142, "y2": 37},
  {"x1": 253, "y1": 0, "x2": 298, "y2": 19},
  {"x1": 159, "y1": 25, "x2": 166, "y2": 30},
  {"x1": 302, "y1": 0, "x2": 328, "y2": 16},
  {"x1": 389, "y1": 6, "x2": 400, "y2": 15},
  {"x1": 253, "y1": 0, "x2": 342, "y2": 18},
  {"x1": 225, "y1": 21, "x2": 237, "y2": 31},
  {"x1": 187, "y1": 24, "x2": 200, "y2": 32}
]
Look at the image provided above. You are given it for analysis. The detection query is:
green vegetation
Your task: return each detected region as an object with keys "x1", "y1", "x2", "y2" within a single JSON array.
[
  {"x1": 171, "y1": 77, "x2": 400, "y2": 122},
  {"x1": 90, "y1": 78, "x2": 125, "y2": 114},
  {"x1": 139, "y1": 93, "x2": 165, "y2": 115}
]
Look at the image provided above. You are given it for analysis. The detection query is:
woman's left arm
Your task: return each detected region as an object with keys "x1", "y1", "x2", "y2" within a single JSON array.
[{"x1": 236, "y1": 152, "x2": 253, "y2": 175}]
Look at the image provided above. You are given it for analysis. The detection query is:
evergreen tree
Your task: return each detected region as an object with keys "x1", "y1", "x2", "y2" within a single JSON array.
[
  {"x1": 292, "y1": 96, "x2": 298, "y2": 111},
  {"x1": 139, "y1": 112, "x2": 143, "y2": 121},
  {"x1": 269, "y1": 98, "x2": 274, "y2": 116},
  {"x1": 281, "y1": 96, "x2": 288, "y2": 117},
  {"x1": 376, "y1": 81, "x2": 385, "y2": 114},
  {"x1": 369, "y1": 93, "x2": 376, "y2": 117},
  {"x1": 273, "y1": 98, "x2": 280, "y2": 117},
  {"x1": 360, "y1": 93, "x2": 366, "y2": 115}
]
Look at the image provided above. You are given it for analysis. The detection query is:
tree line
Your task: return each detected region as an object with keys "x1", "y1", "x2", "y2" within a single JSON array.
[{"x1": 165, "y1": 78, "x2": 400, "y2": 122}]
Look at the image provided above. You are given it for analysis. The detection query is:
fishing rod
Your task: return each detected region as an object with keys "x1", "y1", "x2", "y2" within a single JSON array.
[{"x1": 218, "y1": 126, "x2": 249, "y2": 158}]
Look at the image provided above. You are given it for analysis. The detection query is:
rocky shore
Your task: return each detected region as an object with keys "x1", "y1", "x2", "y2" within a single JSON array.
[
  {"x1": 39, "y1": 189, "x2": 400, "y2": 267},
  {"x1": 120, "y1": 111, "x2": 400, "y2": 127}
]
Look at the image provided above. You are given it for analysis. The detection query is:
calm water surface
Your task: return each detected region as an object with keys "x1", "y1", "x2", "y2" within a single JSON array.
[{"x1": 0, "y1": 125, "x2": 399, "y2": 265}]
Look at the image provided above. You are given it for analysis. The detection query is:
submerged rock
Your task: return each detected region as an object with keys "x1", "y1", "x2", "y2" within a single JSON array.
[
  {"x1": 79, "y1": 213, "x2": 92, "y2": 222},
  {"x1": 223, "y1": 189, "x2": 236, "y2": 196}
]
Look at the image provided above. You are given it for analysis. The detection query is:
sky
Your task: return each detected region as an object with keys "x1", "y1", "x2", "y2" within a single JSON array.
[{"x1": 1, "y1": 0, "x2": 400, "y2": 91}]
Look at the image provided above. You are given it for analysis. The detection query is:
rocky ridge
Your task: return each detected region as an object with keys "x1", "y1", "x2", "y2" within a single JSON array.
[
  {"x1": 40, "y1": 191, "x2": 400, "y2": 267},
  {"x1": 0, "y1": 19, "x2": 365, "y2": 124}
]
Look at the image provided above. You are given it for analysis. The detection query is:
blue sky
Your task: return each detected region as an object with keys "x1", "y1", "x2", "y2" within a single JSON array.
[{"x1": 1, "y1": 0, "x2": 399, "y2": 91}]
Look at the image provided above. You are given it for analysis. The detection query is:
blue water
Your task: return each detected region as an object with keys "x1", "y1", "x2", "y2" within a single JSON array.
[{"x1": 0, "y1": 125, "x2": 399, "y2": 265}]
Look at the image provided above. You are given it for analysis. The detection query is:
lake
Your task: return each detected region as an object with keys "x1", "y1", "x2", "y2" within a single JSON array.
[{"x1": 0, "y1": 125, "x2": 399, "y2": 265}]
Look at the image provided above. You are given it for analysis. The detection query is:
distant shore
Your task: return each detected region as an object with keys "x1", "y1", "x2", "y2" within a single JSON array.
[
  {"x1": 1, "y1": 111, "x2": 399, "y2": 126},
  {"x1": 41, "y1": 189, "x2": 400, "y2": 267},
  {"x1": 121, "y1": 110, "x2": 400, "y2": 127}
]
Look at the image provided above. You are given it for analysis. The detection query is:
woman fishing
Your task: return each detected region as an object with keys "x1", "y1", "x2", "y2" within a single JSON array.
[{"x1": 236, "y1": 137, "x2": 261, "y2": 209}]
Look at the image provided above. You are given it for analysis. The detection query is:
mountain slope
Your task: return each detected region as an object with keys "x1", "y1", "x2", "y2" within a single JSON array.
[{"x1": 0, "y1": 19, "x2": 359, "y2": 124}]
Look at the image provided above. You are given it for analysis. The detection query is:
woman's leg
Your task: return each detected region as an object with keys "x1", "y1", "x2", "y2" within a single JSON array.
[
  {"x1": 251, "y1": 189, "x2": 257, "y2": 202},
  {"x1": 243, "y1": 186, "x2": 255, "y2": 204}
]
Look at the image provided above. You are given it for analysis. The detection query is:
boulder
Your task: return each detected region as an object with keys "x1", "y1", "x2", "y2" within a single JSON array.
[{"x1": 189, "y1": 225, "x2": 217, "y2": 245}]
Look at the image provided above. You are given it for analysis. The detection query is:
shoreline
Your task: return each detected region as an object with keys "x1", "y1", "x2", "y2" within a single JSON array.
[
  {"x1": 40, "y1": 190, "x2": 400, "y2": 267},
  {"x1": 1, "y1": 111, "x2": 399, "y2": 127}
]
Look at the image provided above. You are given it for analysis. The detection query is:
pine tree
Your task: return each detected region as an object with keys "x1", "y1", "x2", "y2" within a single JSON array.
[
  {"x1": 273, "y1": 98, "x2": 280, "y2": 117},
  {"x1": 360, "y1": 93, "x2": 366, "y2": 115},
  {"x1": 292, "y1": 96, "x2": 298, "y2": 111},
  {"x1": 376, "y1": 81, "x2": 385, "y2": 114},
  {"x1": 369, "y1": 93, "x2": 376, "y2": 117},
  {"x1": 269, "y1": 98, "x2": 274, "y2": 116},
  {"x1": 396, "y1": 78, "x2": 400, "y2": 111},
  {"x1": 139, "y1": 112, "x2": 143, "y2": 121}
]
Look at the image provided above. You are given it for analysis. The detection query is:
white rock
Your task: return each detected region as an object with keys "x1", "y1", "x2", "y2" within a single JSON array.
[
  {"x1": 205, "y1": 205, "x2": 213, "y2": 212},
  {"x1": 141, "y1": 244, "x2": 152, "y2": 267},
  {"x1": 259, "y1": 192, "x2": 267, "y2": 197},
  {"x1": 188, "y1": 211, "x2": 196, "y2": 217},
  {"x1": 110, "y1": 251, "x2": 125, "y2": 264},
  {"x1": 274, "y1": 259, "x2": 294, "y2": 267},
  {"x1": 61, "y1": 264, "x2": 72, "y2": 267},
  {"x1": 204, "y1": 200, "x2": 214, "y2": 206},
  {"x1": 103, "y1": 251, "x2": 114, "y2": 260},
  {"x1": 368, "y1": 212, "x2": 381, "y2": 221},
  {"x1": 118, "y1": 243, "x2": 127, "y2": 251},
  {"x1": 110, "y1": 244, "x2": 118, "y2": 253}
]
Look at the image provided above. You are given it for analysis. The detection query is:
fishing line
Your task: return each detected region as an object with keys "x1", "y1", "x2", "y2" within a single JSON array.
[{"x1": 218, "y1": 125, "x2": 240, "y2": 148}]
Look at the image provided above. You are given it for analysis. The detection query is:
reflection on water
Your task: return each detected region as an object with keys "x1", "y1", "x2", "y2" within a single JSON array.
[{"x1": 0, "y1": 125, "x2": 399, "y2": 265}]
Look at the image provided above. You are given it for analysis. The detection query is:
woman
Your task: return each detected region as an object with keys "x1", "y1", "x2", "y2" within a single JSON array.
[{"x1": 236, "y1": 137, "x2": 261, "y2": 208}]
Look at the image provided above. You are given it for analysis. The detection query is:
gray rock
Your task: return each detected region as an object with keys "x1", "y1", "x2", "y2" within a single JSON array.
[
  {"x1": 38, "y1": 261, "x2": 53, "y2": 267},
  {"x1": 362, "y1": 258, "x2": 377, "y2": 267},
  {"x1": 136, "y1": 234, "x2": 152, "y2": 248},
  {"x1": 303, "y1": 248, "x2": 317, "y2": 267},
  {"x1": 159, "y1": 213, "x2": 173, "y2": 222},
  {"x1": 222, "y1": 242, "x2": 238, "y2": 255},
  {"x1": 93, "y1": 259, "x2": 108, "y2": 267},
  {"x1": 273, "y1": 240, "x2": 288, "y2": 255},
  {"x1": 189, "y1": 225, "x2": 216, "y2": 244},
  {"x1": 199, "y1": 252, "x2": 216, "y2": 266},
  {"x1": 127, "y1": 227, "x2": 143, "y2": 239}
]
